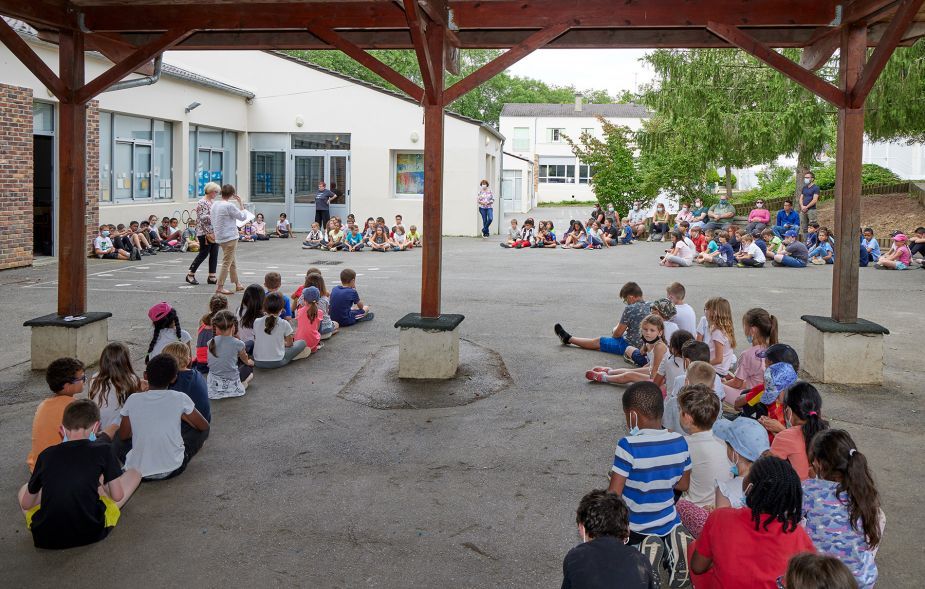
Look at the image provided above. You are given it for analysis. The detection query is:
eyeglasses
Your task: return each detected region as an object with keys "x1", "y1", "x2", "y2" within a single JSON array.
[
  {"x1": 776, "y1": 575, "x2": 786, "y2": 589},
  {"x1": 69, "y1": 375, "x2": 87, "y2": 384}
]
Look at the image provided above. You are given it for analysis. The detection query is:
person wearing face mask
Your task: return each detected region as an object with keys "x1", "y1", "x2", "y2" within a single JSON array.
[
  {"x1": 609, "y1": 381, "x2": 693, "y2": 589},
  {"x1": 702, "y1": 195, "x2": 737, "y2": 232},
  {"x1": 650, "y1": 203, "x2": 671, "y2": 241},
  {"x1": 604, "y1": 202, "x2": 619, "y2": 226},
  {"x1": 721, "y1": 308, "x2": 778, "y2": 402},
  {"x1": 770, "y1": 381, "x2": 829, "y2": 480},
  {"x1": 628, "y1": 202, "x2": 649, "y2": 238},
  {"x1": 476, "y1": 179, "x2": 494, "y2": 238},
  {"x1": 800, "y1": 171, "x2": 820, "y2": 237},
  {"x1": 93, "y1": 224, "x2": 136, "y2": 261},
  {"x1": 561, "y1": 490, "x2": 660, "y2": 589},
  {"x1": 690, "y1": 198, "x2": 709, "y2": 229},
  {"x1": 675, "y1": 202, "x2": 694, "y2": 229}
]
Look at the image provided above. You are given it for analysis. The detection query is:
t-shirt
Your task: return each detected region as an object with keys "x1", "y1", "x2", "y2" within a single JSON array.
[
  {"x1": 754, "y1": 239, "x2": 767, "y2": 258},
  {"x1": 619, "y1": 301, "x2": 650, "y2": 349},
  {"x1": 120, "y1": 389, "x2": 196, "y2": 478},
  {"x1": 611, "y1": 429, "x2": 691, "y2": 535},
  {"x1": 744, "y1": 241, "x2": 766, "y2": 264},
  {"x1": 691, "y1": 206, "x2": 709, "y2": 222},
  {"x1": 708, "y1": 201, "x2": 735, "y2": 222},
  {"x1": 603, "y1": 225, "x2": 619, "y2": 240},
  {"x1": 328, "y1": 229, "x2": 344, "y2": 243},
  {"x1": 691, "y1": 234, "x2": 707, "y2": 252},
  {"x1": 28, "y1": 395, "x2": 74, "y2": 471},
  {"x1": 151, "y1": 328, "x2": 192, "y2": 358},
  {"x1": 330, "y1": 285, "x2": 361, "y2": 327},
  {"x1": 766, "y1": 236, "x2": 783, "y2": 254},
  {"x1": 295, "y1": 305, "x2": 324, "y2": 351},
  {"x1": 266, "y1": 290, "x2": 292, "y2": 319},
  {"x1": 27, "y1": 440, "x2": 123, "y2": 549},
  {"x1": 770, "y1": 427, "x2": 810, "y2": 480},
  {"x1": 696, "y1": 507, "x2": 815, "y2": 587},
  {"x1": 658, "y1": 354, "x2": 687, "y2": 392},
  {"x1": 674, "y1": 239, "x2": 695, "y2": 263},
  {"x1": 662, "y1": 320, "x2": 678, "y2": 343},
  {"x1": 896, "y1": 245, "x2": 912, "y2": 265},
  {"x1": 734, "y1": 346, "x2": 766, "y2": 391},
  {"x1": 277, "y1": 219, "x2": 291, "y2": 232},
  {"x1": 174, "y1": 369, "x2": 211, "y2": 422},
  {"x1": 94, "y1": 236, "x2": 114, "y2": 254},
  {"x1": 89, "y1": 381, "x2": 131, "y2": 429},
  {"x1": 717, "y1": 476, "x2": 747, "y2": 508},
  {"x1": 561, "y1": 536, "x2": 659, "y2": 589},
  {"x1": 709, "y1": 328, "x2": 735, "y2": 376},
  {"x1": 345, "y1": 231, "x2": 363, "y2": 246},
  {"x1": 811, "y1": 241, "x2": 834, "y2": 260},
  {"x1": 785, "y1": 240, "x2": 810, "y2": 263},
  {"x1": 683, "y1": 431, "x2": 733, "y2": 507},
  {"x1": 673, "y1": 303, "x2": 697, "y2": 334},
  {"x1": 305, "y1": 229, "x2": 324, "y2": 242},
  {"x1": 314, "y1": 189, "x2": 335, "y2": 211},
  {"x1": 802, "y1": 184, "x2": 820, "y2": 209},
  {"x1": 252, "y1": 316, "x2": 294, "y2": 362},
  {"x1": 207, "y1": 335, "x2": 245, "y2": 381},
  {"x1": 706, "y1": 240, "x2": 718, "y2": 253},
  {"x1": 802, "y1": 478, "x2": 878, "y2": 589}
]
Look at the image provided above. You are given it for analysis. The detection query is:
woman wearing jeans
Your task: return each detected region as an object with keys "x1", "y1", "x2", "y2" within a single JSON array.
[
  {"x1": 477, "y1": 180, "x2": 494, "y2": 238},
  {"x1": 186, "y1": 182, "x2": 220, "y2": 285},
  {"x1": 210, "y1": 184, "x2": 248, "y2": 295}
]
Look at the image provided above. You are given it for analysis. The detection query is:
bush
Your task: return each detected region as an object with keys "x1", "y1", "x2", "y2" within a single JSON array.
[{"x1": 812, "y1": 162, "x2": 901, "y2": 190}]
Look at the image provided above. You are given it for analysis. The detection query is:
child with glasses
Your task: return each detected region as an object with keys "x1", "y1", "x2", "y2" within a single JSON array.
[{"x1": 26, "y1": 358, "x2": 85, "y2": 472}]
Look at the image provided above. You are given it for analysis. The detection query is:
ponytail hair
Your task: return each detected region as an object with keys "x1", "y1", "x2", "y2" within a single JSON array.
[
  {"x1": 785, "y1": 381, "x2": 829, "y2": 456},
  {"x1": 208, "y1": 310, "x2": 237, "y2": 357},
  {"x1": 810, "y1": 429, "x2": 881, "y2": 548},
  {"x1": 306, "y1": 299, "x2": 318, "y2": 323},
  {"x1": 146, "y1": 308, "x2": 181, "y2": 363},
  {"x1": 201, "y1": 294, "x2": 229, "y2": 326},
  {"x1": 743, "y1": 307, "x2": 779, "y2": 346},
  {"x1": 263, "y1": 292, "x2": 284, "y2": 335}
]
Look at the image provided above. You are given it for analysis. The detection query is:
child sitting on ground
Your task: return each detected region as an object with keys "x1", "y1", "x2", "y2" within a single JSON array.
[
  {"x1": 253, "y1": 213, "x2": 269, "y2": 241},
  {"x1": 727, "y1": 225, "x2": 742, "y2": 252},
  {"x1": 664, "y1": 357, "x2": 722, "y2": 434},
  {"x1": 512, "y1": 219, "x2": 536, "y2": 249},
  {"x1": 194, "y1": 294, "x2": 229, "y2": 373},
  {"x1": 689, "y1": 226, "x2": 706, "y2": 253},
  {"x1": 295, "y1": 286, "x2": 324, "y2": 352},
  {"x1": 145, "y1": 302, "x2": 192, "y2": 362},
  {"x1": 392, "y1": 225, "x2": 413, "y2": 250},
  {"x1": 369, "y1": 226, "x2": 392, "y2": 252},
  {"x1": 264, "y1": 272, "x2": 293, "y2": 320},
  {"x1": 733, "y1": 342, "x2": 800, "y2": 428},
  {"x1": 653, "y1": 330, "x2": 694, "y2": 395},
  {"x1": 19, "y1": 399, "x2": 142, "y2": 549},
  {"x1": 87, "y1": 342, "x2": 144, "y2": 434},
  {"x1": 555, "y1": 282, "x2": 649, "y2": 359},
  {"x1": 344, "y1": 224, "x2": 365, "y2": 251},
  {"x1": 306, "y1": 272, "x2": 338, "y2": 339},
  {"x1": 94, "y1": 225, "x2": 135, "y2": 261},
  {"x1": 327, "y1": 220, "x2": 345, "y2": 251},
  {"x1": 500, "y1": 219, "x2": 519, "y2": 248},
  {"x1": 238, "y1": 221, "x2": 255, "y2": 242},
  {"x1": 770, "y1": 381, "x2": 828, "y2": 480},
  {"x1": 876, "y1": 232, "x2": 912, "y2": 269},
  {"x1": 772, "y1": 230, "x2": 810, "y2": 267},
  {"x1": 666, "y1": 282, "x2": 696, "y2": 334},
  {"x1": 649, "y1": 298, "x2": 679, "y2": 341},
  {"x1": 330, "y1": 268, "x2": 374, "y2": 326},
  {"x1": 27, "y1": 357, "x2": 83, "y2": 471},
  {"x1": 161, "y1": 342, "x2": 211, "y2": 424},
  {"x1": 608, "y1": 381, "x2": 693, "y2": 588},
  {"x1": 660, "y1": 230, "x2": 695, "y2": 267},
  {"x1": 117, "y1": 354, "x2": 210, "y2": 480},
  {"x1": 407, "y1": 225, "x2": 423, "y2": 247},
  {"x1": 809, "y1": 227, "x2": 835, "y2": 265},
  {"x1": 761, "y1": 227, "x2": 784, "y2": 256},
  {"x1": 734, "y1": 233, "x2": 766, "y2": 267},
  {"x1": 703, "y1": 297, "x2": 736, "y2": 378},
  {"x1": 276, "y1": 213, "x2": 291, "y2": 238},
  {"x1": 721, "y1": 307, "x2": 777, "y2": 403},
  {"x1": 803, "y1": 429, "x2": 883, "y2": 589},
  {"x1": 585, "y1": 314, "x2": 668, "y2": 385},
  {"x1": 784, "y1": 554, "x2": 860, "y2": 589},
  {"x1": 696, "y1": 230, "x2": 734, "y2": 266},
  {"x1": 620, "y1": 218, "x2": 634, "y2": 244},
  {"x1": 207, "y1": 310, "x2": 254, "y2": 398},
  {"x1": 182, "y1": 219, "x2": 199, "y2": 252},
  {"x1": 302, "y1": 222, "x2": 326, "y2": 249},
  {"x1": 805, "y1": 221, "x2": 821, "y2": 248}
]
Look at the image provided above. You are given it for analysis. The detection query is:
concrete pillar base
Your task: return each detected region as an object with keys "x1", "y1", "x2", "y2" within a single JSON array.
[
  {"x1": 394, "y1": 313, "x2": 465, "y2": 380},
  {"x1": 24, "y1": 312, "x2": 112, "y2": 370},
  {"x1": 801, "y1": 315, "x2": 889, "y2": 385}
]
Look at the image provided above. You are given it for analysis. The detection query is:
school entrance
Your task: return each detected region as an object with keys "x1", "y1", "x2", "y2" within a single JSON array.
[
  {"x1": 33, "y1": 102, "x2": 55, "y2": 257},
  {"x1": 287, "y1": 133, "x2": 350, "y2": 231}
]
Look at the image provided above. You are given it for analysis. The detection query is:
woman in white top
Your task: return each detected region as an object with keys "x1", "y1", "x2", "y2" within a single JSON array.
[{"x1": 210, "y1": 184, "x2": 248, "y2": 295}]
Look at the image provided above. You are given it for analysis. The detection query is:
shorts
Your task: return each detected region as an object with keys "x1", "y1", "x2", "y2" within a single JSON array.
[
  {"x1": 895, "y1": 262, "x2": 909, "y2": 270},
  {"x1": 599, "y1": 336, "x2": 629, "y2": 356},
  {"x1": 25, "y1": 495, "x2": 120, "y2": 529},
  {"x1": 101, "y1": 252, "x2": 119, "y2": 260}
]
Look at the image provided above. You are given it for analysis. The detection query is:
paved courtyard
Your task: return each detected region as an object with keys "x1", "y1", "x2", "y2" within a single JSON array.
[{"x1": 1, "y1": 208, "x2": 923, "y2": 587}]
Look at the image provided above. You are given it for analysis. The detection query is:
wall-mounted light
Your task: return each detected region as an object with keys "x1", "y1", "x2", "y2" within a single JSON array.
[
  {"x1": 185, "y1": 101, "x2": 201, "y2": 114},
  {"x1": 295, "y1": 115, "x2": 304, "y2": 127},
  {"x1": 410, "y1": 131, "x2": 420, "y2": 143}
]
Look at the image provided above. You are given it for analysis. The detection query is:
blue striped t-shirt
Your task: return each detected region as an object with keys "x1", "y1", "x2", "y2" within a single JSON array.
[{"x1": 612, "y1": 429, "x2": 691, "y2": 536}]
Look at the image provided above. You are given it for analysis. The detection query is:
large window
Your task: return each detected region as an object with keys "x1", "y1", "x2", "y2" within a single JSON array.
[
  {"x1": 546, "y1": 128, "x2": 565, "y2": 143},
  {"x1": 190, "y1": 125, "x2": 237, "y2": 198},
  {"x1": 393, "y1": 151, "x2": 424, "y2": 197},
  {"x1": 579, "y1": 164, "x2": 596, "y2": 184},
  {"x1": 250, "y1": 152, "x2": 286, "y2": 203},
  {"x1": 292, "y1": 133, "x2": 351, "y2": 150},
  {"x1": 99, "y1": 112, "x2": 172, "y2": 202},
  {"x1": 538, "y1": 157, "x2": 576, "y2": 184},
  {"x1": 512, "y1": 127, "x2": 530, "y2": 151}
]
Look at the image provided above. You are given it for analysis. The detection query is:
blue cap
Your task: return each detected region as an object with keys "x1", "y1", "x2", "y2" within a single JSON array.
[
  {"x1": 784, "y1": 230, "x2": 798, "y2": 238},
  {"x1": 760, "y1": 362, "x2": 799, "y2": 404},
  {"x1": 301, "y1": 286, "x2": 320, "y2": 303},
  {"x1": 712, "y1": 417, "x2": 770, "y2": 462}
]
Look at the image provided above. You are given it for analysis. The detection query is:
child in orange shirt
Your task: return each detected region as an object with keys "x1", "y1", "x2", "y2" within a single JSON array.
[
  {"x1": 295, "y1": 286, "x2": 324, "y2": 352},
  {"x1": 27, "y1": 357, "x2": 85, "y2": 472}
]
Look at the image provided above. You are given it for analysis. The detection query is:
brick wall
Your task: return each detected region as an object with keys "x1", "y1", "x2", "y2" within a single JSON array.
[
  {"x1": 0, "y1": 83, "x2": 34, "y2": 270},
  {"x1": 86, "y1": 101, "x2": 100, "y2": 249}
]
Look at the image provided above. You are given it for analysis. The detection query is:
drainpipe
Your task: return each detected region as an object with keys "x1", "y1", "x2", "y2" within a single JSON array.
[{"x1": 102, "y1": 54, "x2": 164, "y2": 93}]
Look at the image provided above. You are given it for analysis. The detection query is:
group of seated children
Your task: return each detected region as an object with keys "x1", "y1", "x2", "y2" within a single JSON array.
[
  {"x1": 93, "y1": 215, "x2": 198, "y2": 261},
  {"x1": 19, "y1": 267, "x2": 375, "y2": 550},
  {"x1": 302, "y1": 214, "x2": 421, "y2": 252},
  {"x1": 555, "y1": 281, "x2": 884, "y2": 588},
  {"x1": 501, "y1": 216, "x2": 632, "y2": 249},
  {"x1": 237, "y1": 212, "x2": 286, "y2": 241}
]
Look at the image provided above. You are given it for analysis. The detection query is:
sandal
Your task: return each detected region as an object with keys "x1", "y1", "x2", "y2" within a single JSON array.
[
  {"x1": 207, "y1": 276, "x2": 217, "y2": 285},
  {"x1": 185, "y1": 274, "x2": 199, "y2": 285},
  {"x1": 235, "y1": 284, "x2": 246, "y2": 292},
  {"x1": 216, "y1": 289, "x2": 235, "y2": 295}
]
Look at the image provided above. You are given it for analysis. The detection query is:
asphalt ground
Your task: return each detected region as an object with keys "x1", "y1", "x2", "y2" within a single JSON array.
[{"x1": 1, "y1": 207, "x2": 923, "y2": 587}]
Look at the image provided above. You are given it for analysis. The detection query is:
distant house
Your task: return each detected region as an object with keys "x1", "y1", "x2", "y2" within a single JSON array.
[{"x1": 499, "y1": 99, "x2": 649, "y2": 210}]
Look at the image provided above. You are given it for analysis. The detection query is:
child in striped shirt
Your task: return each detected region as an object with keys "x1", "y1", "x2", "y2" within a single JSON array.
[{"x1": 609, "y1": 381, "x2": 694, "y2": 589}]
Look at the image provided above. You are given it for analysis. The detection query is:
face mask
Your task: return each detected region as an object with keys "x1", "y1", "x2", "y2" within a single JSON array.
[
  {"x1": 62, "y1": 432, "x2": 69, "y2": 442},
  {"x1": 746, "y1": 335, "x2": 753, "y2": 345},
  {"x1": 729, "y1": 450, "x2": 740, "y2": 477},
  {"x1": 89, "y1": 431, "x2": 97, "y2": 442},
  {"x1": 642, "y1": 334, "x2": 660, "y2": 345},
  {"x1": 804, "y1": 178, "x2": 811, "y2": 185},
  {"x1": 627, "y1": 411, "x2": 640, "y2": 436},
  {"x1": 101, "y1": 230, "x2": 110, "y2": 237}
]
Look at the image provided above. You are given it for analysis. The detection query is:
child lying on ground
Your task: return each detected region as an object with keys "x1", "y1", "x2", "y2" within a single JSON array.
[{"x1": 554, "y1": 282, "x2": 649, "y2": 361}]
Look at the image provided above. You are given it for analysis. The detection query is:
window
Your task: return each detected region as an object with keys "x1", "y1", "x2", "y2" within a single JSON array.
[
  {"x1": 539, "y1": 165, "x2": 575, "y2": 183},
  {"x1": 250, "y1": 151, "x2": 286, "y2": 203},
  {"x1": 579, "y1": 164, "x2": 595, "y2": 184},
  {"x1": 393, "y1": 151, "x2": 424, "y2": 197},
  {"x1": 190, "y1": 125, "x2": 237, "y2": 198},
  {"x1": 546, "y1": 128, "x2": 565, "y2": 143},
  {"x1": 100, "y1": 112, "x2": 172, "y2": 201},
  {"x1": 292, "y1": 133, "x2": 351, "y2": 150},
  {"x1": 512, "y1": 127, "x2": 530, "y2": 151},
  {"x1": 33, "y1": 102, "x2": 54, "y2": 134}
]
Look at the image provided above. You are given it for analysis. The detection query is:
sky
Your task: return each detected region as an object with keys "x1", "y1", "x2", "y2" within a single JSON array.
[{"x1": 507, "y1": 49, "x2": 656, "y2": 99}]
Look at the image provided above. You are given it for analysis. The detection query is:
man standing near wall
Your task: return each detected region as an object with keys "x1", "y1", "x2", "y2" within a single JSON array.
[
  {"x1": 315, "y1": 181, "x2": 337, "y2": 230},
  {"x1": 799, "y1": 171, "x2": 819, "y2": 237}
]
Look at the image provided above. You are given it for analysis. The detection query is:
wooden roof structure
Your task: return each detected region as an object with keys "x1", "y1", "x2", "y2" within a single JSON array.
[{"x1": 2, "y1": 0, "x2": 924, "y2": 324}]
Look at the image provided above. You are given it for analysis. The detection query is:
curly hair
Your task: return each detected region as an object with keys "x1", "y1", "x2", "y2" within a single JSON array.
[
  {"x1": 744, "y1": 455, "x2": 803, "y2": 533},
  {"x1": 88, "y1": 342, "x2": 141, "y2": 410},
  {"x1": 575, "y1": 490, "x2": 630, "y2": 540},
  {"x1": 704, "y1": 297, "x2": 736, "y2": 348},
  {"x1": 45, "y1": 357, "x2": 84, "y2": 393},
  {"x1": 622, "y1": 381, "x2": 664, "y2": 420},
  {"x1": 201, "y1": 294, "x2": 229, "y2": 327}
]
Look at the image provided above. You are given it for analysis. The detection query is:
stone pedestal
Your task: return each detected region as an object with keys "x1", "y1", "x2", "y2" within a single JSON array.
[
  {"x1": 801, "y1": 315, "x2": 889, "y2": 385},
  {"x1": 24, "y1": 312, "x2": 112, "y2": 370},
  {"x1": 394, "y1": 313, "x2": 465, "y2": 379}
]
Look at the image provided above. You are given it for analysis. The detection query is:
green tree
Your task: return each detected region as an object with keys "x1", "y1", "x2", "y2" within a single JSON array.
[
  {"x1": 866, "y1": 39, "x2": 925, "y2": 142},
  {"x1": 564, "y1": 117, "x2": 648, "y2": 211},
  {"x1": 637, "y1": 116, "x2": 713, "y2": 202}
]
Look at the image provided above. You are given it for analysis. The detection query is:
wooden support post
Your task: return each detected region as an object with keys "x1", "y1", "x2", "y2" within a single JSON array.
[
  {"x1": 57, "y1": 28, "x2": 88, "y2": 317},
  {"x1": 420, "y1": 23, "x2": 445, "y2": 318},
  {"x1": 832, "y1": 25, "x2": 867, "y2": 323}
]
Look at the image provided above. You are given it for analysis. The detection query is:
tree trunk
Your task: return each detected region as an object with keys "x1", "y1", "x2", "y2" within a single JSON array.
[
  {"x1": 724, "y1": 164, "x2": 733, "y2": 199},
  {"x1": 795, "y1": 146, "x2": 808, "y2": 198}
]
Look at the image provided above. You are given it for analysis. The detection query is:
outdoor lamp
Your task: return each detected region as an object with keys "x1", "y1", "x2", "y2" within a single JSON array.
[{"x1": 185, "y1": 101, "x2": 201, "y2": 113}]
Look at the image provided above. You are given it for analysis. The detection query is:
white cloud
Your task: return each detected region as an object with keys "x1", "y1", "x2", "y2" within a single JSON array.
[{"x1": 506, "y1": 49, "x2": 655, "y2": 98}]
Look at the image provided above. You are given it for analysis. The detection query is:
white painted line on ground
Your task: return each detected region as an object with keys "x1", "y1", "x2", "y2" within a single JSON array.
[
  {"x1": 367, "y1": 267, "x2": 380, "y2": 271},
  {"x1": 179, "y1": 285, "x2": 195, "y2": 289},
  {"x1": 136, "y1": 266, "x2": 150, "y2": 270},
  {"x1": 115, "y1": 283, "x2": 131, "y2": 287},
  {"x1": 156, "y1": 276, "x2": 170, "y2": 279}
]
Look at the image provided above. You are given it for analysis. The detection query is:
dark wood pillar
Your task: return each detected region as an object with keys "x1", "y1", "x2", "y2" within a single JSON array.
[
  {"x1": 420, "y1": 24, "x2": 445, "y2": 318},
  {"x1": 57, "y1": 29, "x2": 88, "y2": 317},
  {"x1": 831, "y1": 24, "x2": 866, "y2": 323}
]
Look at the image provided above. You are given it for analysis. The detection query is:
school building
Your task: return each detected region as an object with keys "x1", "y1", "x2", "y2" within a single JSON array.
[{"x1": 0, "y1": 19, "x2": 504, "y2": 270}]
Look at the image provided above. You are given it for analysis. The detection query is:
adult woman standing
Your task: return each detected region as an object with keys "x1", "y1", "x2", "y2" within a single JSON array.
[
  {"x1": 186, "y1": 182, "x2": 220, "y2": 285},
  {"x1": 211, "y1": 184, "x2": 248, "y2": 295},
  {"x1": 477, "y1": 179, "x2": 494, "y2": 238}
]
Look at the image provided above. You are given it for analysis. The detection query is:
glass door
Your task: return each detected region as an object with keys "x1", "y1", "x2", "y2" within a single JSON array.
[
  {"x1": 287, "y1": 150, "x2": 350, "y2": 232},
  {"x1": 328, "y1": 154, "x2": 350, "y2": 223}
]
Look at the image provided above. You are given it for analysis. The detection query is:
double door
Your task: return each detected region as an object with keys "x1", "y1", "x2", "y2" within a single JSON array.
[{"x1": 288, "y1": 150, "x2": 350, "y2": 231}]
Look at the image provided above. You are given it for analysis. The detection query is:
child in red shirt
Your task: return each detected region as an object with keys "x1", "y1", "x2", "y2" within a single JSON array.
[{"x1": 689, "y1": 226, "x2": 707, "y2": 253}]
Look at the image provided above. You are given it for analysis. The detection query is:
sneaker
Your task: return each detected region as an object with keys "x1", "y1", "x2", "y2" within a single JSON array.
[
  {"x1": 736, "y1": 263, "x2": 745, "y2": 268},
  {"x1": 666, "y1": 525, "x2": 694, "y2": 589},
  {"x1": 553, "y1": 323, "x2": 571, "y2": 345},
  {"x1": 130, "y1": 248, "x2": 141, "y2": 261},
  {"x1": 147, "y1": 248, "x2": 158, "y2": 255},
  {"x1": 638, "y1": 535, "x2": 666, "y2": 579},
  {"x1": 140, "y1": 249, "x2": 150, "y2": 256}
]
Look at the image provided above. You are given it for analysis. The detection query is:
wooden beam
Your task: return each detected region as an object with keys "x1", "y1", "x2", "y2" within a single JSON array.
[
  {"x1": 418, "y1": 0, "x2": 461, "y2": 74},
  {"x1": 842, "y1": 0, "x2": 901, "y2": 24},
  {"x1": 37, "y1": 30, "x2": 157, "y2": 76},
  {"x1": 76, "y1": 28, "x2": 194, "y2": 104},
  {"x1": 831, "y1": 24, "x2": 867, "y2": 323},
  {"x1": 799, "y1": 27, "x2": 842, "y2": 70},
  {"x1": 403, "y1": 0, "x2": 437, "y2": 103},
  {"x1": 0, "y1": 16, "x2": 67, "y2": 101},
  {"x1": 0, "y1": 0, "x2": 72, "y2": 30},
  {"x1": 443, "y1": 22, "x2": 571, "y2": 105},
  {"x1": 420, "y1": 23, "x2": 445, "y2": 318},
  {"x1": 57, "y1": 28, "x2": 87, "y2": 317},
  {"x1": 850, "y1": 0, "x2": 925, "y2": 107},
  {"x1": 306, "y1": 25, "x2": 424, "y2": 101},
  {"x1": 706, "y1": 21, "x2": 846, "y2": 107}
]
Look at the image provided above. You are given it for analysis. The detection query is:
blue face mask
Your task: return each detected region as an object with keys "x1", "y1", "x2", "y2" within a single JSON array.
[
  {"x1": 746, "y1": 335, "x2": 753, "y2": 345},
  {"x1": 804, "y1": 178, "x2": 811, "y2": 185},
  {"x1": 101, "y1": 230, "x2": 110, "y2": 237},
  {"x1": 627, "y1": 411, "x2": 640, "y2": 436},
  {"x1": 729, "y1": 450, "x2": 740, "y2": 477},
  {"x1": 89, "y1": 431, "x2": 97, "y2": 442}
]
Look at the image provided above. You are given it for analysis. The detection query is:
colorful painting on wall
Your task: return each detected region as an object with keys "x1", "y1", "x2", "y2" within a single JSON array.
[{"x1": 395, "y1": 153, "x2": 424, "y2": 195}]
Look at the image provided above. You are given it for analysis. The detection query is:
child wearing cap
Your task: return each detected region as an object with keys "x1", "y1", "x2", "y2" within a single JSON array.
[
  {"x1": 876, "y1": 233, "x2": 912, "y2": 269},
  {"x1": 295, "y1": 286, "x2": 324, "y2": 352},
  {"x1": 772, "y1": 230, "x2": 809, "y2": 267},
  {"x1": 145, "y1": 302, "x2": 192, "y2": 362}
]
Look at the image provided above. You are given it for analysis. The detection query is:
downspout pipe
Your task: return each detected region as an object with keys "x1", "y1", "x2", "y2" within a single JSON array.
[{"x1": 102, "y1": 54, "x2": 163, "y2": 93}]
